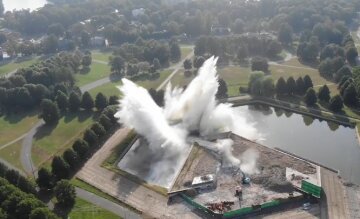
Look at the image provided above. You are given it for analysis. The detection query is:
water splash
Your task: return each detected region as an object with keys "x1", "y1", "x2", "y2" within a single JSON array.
[{"x1": 116, "y1": 57, "x2": 261, "y2": 187}]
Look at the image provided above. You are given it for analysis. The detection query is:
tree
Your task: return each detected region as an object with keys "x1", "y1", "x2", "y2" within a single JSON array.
[
  {"x1": 183, "y1": 59, "x2": 192, "y2": 70},
  {"x1": 99, "y1": 114, "x2": 112, "y2": 131},
  {"x1": 0, "y1": 33, "x2": 6, "y2": 45},
  {"x1": 170, "y1": 42, "x2": 181, "y2": 62},
  {"x1": 152, "y1": 58, "x2": 161, "y2": 71},
  {"x1": 40, "y1": 99, "x2": 60, "y2": 125},
  {"x1": 216, "y1": 78, "x2": 228, "y2": 99},
  {"x1": 193, "y1": 56, "x2": 206, "y2": 69},
  {"x1": 266, "y1": 40, "x2": 282, "y2": 57},
  {"x1": 54, "y1": 180, "x2": 76, "y2": 208},
  {"x1": 237, "y1": 44, "x2": 249, "y2": 62},
  {"x1": 318, "y1": 85, "x2": 331, "y2": 102},
  {"x1": 345, "y1": 46, "x2": 358, "y2": 64},
  {"x1": 303, "y1": 75, "x2": 313, "y2": 91},
  {"x1": 109, "y1": 95, "x2": 119, "y2": 105},
  {"x1": 83, "y1": 129, "x2": 98, "y2": 147},
  {"x1": 91, "y1": 122, "x2": 106, "y2": 138},
  {"x1": 109, "y1": 56, "x2": 125, "y2": 75},
  {"x1": 251, "y1": 57, "x2": 269, "y2": 72},
  {"x1": 261, "y1": 76, "x2": 275, "y2": 96},
  {"x1": 72, "y1": 139, "x2": 89, "y2": 159},
  {"x1": 343, "y1": 83, "x2": 358, "y2": 106},
  {"x1": 335, "y1": 66, "x2": 352, "y2": 82},
  {"x1": 51, "y1": 156, "x2": 70, "y2": 180},
  {"x1": 36, "y1": 168, "x2": 54, "y2": 190},
  {"x1": 95, "y1": 93, "x2": 108, "y2": 111},
  {"x1": 286, "y1": 77, "x2": 296, "y2": 95},
  {"x1": 304, "y1": 88, "x2": 317, "y2": 106},
  {"x1": 81, "y1": 91, "x2": 94, "y2": 110},
  {"x1": 329, "y1": 95, "x2": 344, "y2": 112},
  {"x1": 68, "y1": 91, "x2": 81, "y2": 112},
  {"x1": 47, "y1": 23, "x2": 65, "y2": 37},
  {"x1": 295, "y1": 77, "x2": 306, "y2": 95},
  {"x1": 29, "y1": 207, "x2": 59, "y2": 219},
  {"x1": 55, "y1": 91, "x2": 68, "y2": 112},
  {"x1": 81, "y1": 31, "x2": 91, "y2": 47},
  {"x1": 276, "y1": 77, "x2": 287, "y2": 95},
  {"x1": 278, "y1": 23, "x2": 293, "y2": 45},
  {"x1": 15, "y1": 198, "x2": 44, "y2": 219},
  {"x1": 63, "y1": 149, "x2": 79, "y2": 168},
  {"x1": 41, "y1": 34, "x2": 58, "y2": 54},
  {"x1": 232, "y1": 18, "x2": 244, "y2": 34},
  {"x1": 0, "y1": 209, "x2": 6, "y2": 219},
  {"x1": 82, "y1": 55, "x2": 92, "y2": 68},
  {"x1": 248, "y1": 71, "x2": 265, "y2": 96},
  {"x1": 0, "y1": 162, "x2": 8, "y2": 178}
]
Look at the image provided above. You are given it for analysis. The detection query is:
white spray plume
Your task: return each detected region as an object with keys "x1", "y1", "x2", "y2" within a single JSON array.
[{"x1": 116, "y1": 57, "x2": 262, "y2": 186}]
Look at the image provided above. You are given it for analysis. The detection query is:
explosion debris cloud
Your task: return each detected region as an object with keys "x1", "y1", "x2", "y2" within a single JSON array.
[{"x1": 116, "y1": 57, "x2": 261, "y2": 187}]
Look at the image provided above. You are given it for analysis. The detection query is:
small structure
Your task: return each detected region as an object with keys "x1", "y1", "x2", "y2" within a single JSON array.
[
  {"x1": 286, "y1": 167, "x2": 322, "y2": 198},
  {"x1": 192, "y1": 174, "x2": 216, "y2": 190}
]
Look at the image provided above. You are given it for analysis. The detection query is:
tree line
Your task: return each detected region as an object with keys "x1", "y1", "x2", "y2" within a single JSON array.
[
  {"x1": 36, "y1": 105, "x2": 119, "y2": 191},
  {"x1": 0, "y1": 162, "x2": 61, "y2": 219}
]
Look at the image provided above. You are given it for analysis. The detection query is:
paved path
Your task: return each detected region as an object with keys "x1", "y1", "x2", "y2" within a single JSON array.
[
  {"x1": 4, "y1": 69, "x2": 18, "y2": 78},
  {"x1": 157, "y1": 49, "x2": 194, "y2": 91},
  {"x1": 76, "y1": 187, "x2": 142, "y2": 219},
  {"x1": 21, "y1": 120, "x2": 44, "y2": 176},
  {"x1": 320, "y1": 168, "x2": 350, "y2": 219}
]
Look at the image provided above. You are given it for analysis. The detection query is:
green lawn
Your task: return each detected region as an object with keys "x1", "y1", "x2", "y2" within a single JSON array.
[
  {"x1": 0, "y1": 140, "x2": 24, "y2": 171},
  {"x1": 89, "y1": 69, "x2": 172, "y2": 98},
  {"x1": 32, "y1": 111, "x2": 96, "y2": 168},
  {"x1": 69, "y1": 198, "x2": 121, "y2": 219},
  {"x1": 270, "y1": 64, "x2": 330, "y2": 86},
  {"x1": 75, "y1": 63, "x2": 111, "y2": 87},
  {"x1": 0, "y1": 111, "x2": 39, "y2": 146},
  {"x1": 180, "y1": 47, "x2": 193, "y2": 60},
  {"x1": 92, "y1": 51, "x2": 112, "y2": 63},
  {"x1": 0, "y1": 57, "x2": 39, "y2": 76}
]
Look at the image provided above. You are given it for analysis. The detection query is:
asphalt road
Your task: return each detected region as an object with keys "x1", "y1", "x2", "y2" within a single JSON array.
[{"x1": 76, "y1": 188, "x2": 142, "y2": 219}]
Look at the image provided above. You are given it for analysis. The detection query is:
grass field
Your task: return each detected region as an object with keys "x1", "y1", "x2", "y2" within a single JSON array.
[
  {"x1": 170, "y1": 58, "x2": 333, "y2": 97},
  {"x1": 32, "y1": 111, "x2": 96, "y2": 168},
  {"x1": 75, "y1": 63, "x2": 111, "y2": 87},
  {"x1": 0, "y1": 111, "x2": 39, "y2": 146},
  {"x1": 89, "y1": 69, "x2": 172, "y2": 97},
  {"x1": 0, "y1": 140, "x2": 24, "y2": 171},
  {"x1": 0, "y1": 57, "x2": 39, "y2": 76},
  {"x1": 92, "y1": 51, "x2": 112, "y2": 63},
  {"x1": 180, "y1": 47, "x2": 193, "y2": 60},
  {"x1": 69, "y1": 198, "x2": 121, "y2": 219}
]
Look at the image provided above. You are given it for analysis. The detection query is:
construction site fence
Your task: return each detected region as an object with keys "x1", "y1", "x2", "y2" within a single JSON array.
[
  {"x1": 301, "y1": 180, "x2": 322, "y2": 198},
  {"x1": 179, "y1": 194, "x2": 219, "y2": 217},
  {"x1": 180, "y1": 194, "x2": 291, "y2": 219},
  {"x1": 222, "y1": 200, "x2": 281, "y2": 218}
]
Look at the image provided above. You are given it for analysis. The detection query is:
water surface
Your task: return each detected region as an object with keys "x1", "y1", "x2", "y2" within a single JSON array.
[{"x1": 235, "y1": 105, "x2": 360, "y2": 184}]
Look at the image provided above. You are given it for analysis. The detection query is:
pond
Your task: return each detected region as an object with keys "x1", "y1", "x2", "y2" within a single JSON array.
[
  {"x1": 3, "y1": 0, "x2": 48, "y2": 12},
  {"x1": 235, "y1": 105, "x2": 360, "y2": 185}
]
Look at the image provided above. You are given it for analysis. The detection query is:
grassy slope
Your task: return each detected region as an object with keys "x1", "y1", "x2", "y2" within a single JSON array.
[
  {"x1": 92, "y1": 52, "x2": 112, "y2": 62},
  {"x1": 75, "y1": 63, "x2": 111, "y2": 87},
  {"x1": 0, "y1": 140, "x2": 24, "y2": 171},
  {"x1": 69, "y1": 198, "x2": 121, "y2": 219},
  {"x1": 0, "y1": 111, "x2": 39, "y2": 146},
  {"x1": 32, "y1": 111, "x2": 96, "y2": 168},
  {"x1": 89, "y1": 69, "x2": 172, "y2": 97},
  {"x1": 0, "y1": 58, "x2": 38, "y2": 76}
]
